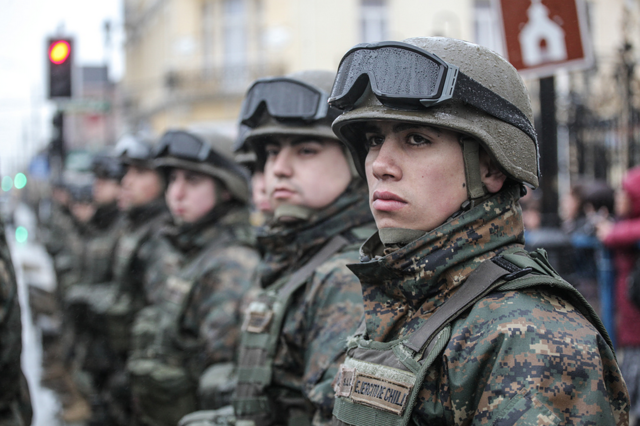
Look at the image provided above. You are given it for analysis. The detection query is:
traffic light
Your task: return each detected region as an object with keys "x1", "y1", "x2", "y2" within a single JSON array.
[{"x1": 47, "y1": 38, "x2": 73, "y2": 98}]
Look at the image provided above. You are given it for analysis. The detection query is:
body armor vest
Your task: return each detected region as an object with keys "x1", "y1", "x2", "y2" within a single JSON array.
[
  {"x1": 331, "y1": 250, "x2": 612, "y2": 426},
  {"x1": 233, "y1": 234, "x2": 350, "y2": 426}
]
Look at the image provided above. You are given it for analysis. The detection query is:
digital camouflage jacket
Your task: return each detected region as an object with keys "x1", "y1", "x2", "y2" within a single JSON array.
[
  {"x1": 128, "y1": 203, "x2": 259, "y2": 426},
  {"x1": 235, "y1": 181, "x2": 376, "y2": 425},
  {"x1": 0, "y1": 219, "x2": 32, "y2": 426},
  {"x1": 106, "y1": 199, "x2": 175, "y2": 356},
  {"x1": 339, "y1": 185, "x2": 629, "y2": 425}
]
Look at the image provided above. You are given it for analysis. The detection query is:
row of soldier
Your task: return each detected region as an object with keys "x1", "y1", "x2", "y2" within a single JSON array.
[{"x1": 31, "y1": 36, "x2": 630, "y2": 426}]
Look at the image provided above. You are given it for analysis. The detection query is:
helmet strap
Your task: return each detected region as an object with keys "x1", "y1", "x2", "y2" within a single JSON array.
[{"x1": 461, "y1": 137, "x2": 488, "y2": 210}]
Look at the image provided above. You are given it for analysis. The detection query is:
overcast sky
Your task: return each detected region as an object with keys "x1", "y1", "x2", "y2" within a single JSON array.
[{"x1": 0, "y1": 0, "x2": 123, "y2": 175}]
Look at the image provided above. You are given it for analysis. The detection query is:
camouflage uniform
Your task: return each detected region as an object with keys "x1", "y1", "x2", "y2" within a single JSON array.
[
  {"x1": 0, "y1": 219, "x2": 32, "y2": 426},
  {"x1": 103, "y1": 199, "x2": 175, "y2": 424},
  {"x1": 63, "y1": 202, "x2": 125, "y2": 390},
  {"x1": 331, "y1": 186, "x2": 629, "y2": 425},
  {"x1": 231, "y1": 181, "x2": 374, "y2": 426},
  {"x1": 327, "y1": 36, "x2": 630, "y2": 425},
  {"x1": 128, "y1": 204, "x2": 259, "y2": 426}
]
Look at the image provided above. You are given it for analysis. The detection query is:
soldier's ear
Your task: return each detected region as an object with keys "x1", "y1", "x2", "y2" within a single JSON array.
[{"x1": 479, "y1": 149, "x2": 506, "y2": 194}]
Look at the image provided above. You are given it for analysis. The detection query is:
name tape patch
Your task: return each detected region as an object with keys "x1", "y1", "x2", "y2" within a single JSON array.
[{"x1": 335, "y1": 365, "x2": 413, "y2": 415}]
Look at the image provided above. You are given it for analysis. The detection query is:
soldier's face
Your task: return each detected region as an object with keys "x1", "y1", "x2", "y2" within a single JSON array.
[
  {"x1": 166, "y1": 169, "x2": 219, "y2": 223},
  {"x1": 263, "y1": 135, "x2": 351, "y2": 211},
  {"x1": 119, "y1": 165, "x2": 163, "y2": 210},
  {"x1": 363, "y1": 121, "x2": 468, "y2": 231},
  {"x1": 93, "y1": 178, "x2": 121, "y2": 206},
  {"x1": 251, "y1": 171, "x2": 273, "y2": 214}
]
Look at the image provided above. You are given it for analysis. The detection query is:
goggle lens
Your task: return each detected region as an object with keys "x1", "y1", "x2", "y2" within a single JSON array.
[
  {"x1": 331, "y1": 47, "x2": 445, "y2": 107},
  {"x1": 157, "y1": 131, "x2": 210, "y2": 161},
  {"x1": 240, "y1": 78, "x2": 328, "y2": 127}
]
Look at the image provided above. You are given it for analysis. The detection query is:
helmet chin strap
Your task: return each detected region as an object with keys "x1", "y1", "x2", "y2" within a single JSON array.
[{"x1": 460, "y1": 136, "x2": 488, "y2": 211}]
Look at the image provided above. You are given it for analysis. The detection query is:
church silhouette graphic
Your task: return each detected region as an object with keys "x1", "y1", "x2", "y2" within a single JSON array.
[{"x1": 518, "y1": 0, "x2": 568, "y2": 66}]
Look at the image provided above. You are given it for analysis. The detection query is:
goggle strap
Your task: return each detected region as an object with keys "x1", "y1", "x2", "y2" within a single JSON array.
[{"x1": 452, "y1": 73, "x2": 538, "y2": 146}]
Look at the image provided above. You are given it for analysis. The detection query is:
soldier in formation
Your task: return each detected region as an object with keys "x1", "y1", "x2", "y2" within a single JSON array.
[
  {"x1": 327, "y1": 37, "x2": 630, "y2": 425},
  {"x1": 127, "y1": 130, "x2": 259, "y2": 426},
  {"x1": 0, "y1": 215, "x2": 32, "y2": 426},
  {"x1": 180, "y1": 70, "x2": 376, "y2": 426}
]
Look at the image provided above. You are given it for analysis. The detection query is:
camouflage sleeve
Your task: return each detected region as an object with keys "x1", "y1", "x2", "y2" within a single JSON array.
[
  {"x1": 180, "y1": 245, "x2": 260, "y2": 371},
  {"x1": 0, "y1": 231, "x2": 32, "y2": 426},
  {"x1": 301, "y1": 250, "x2": 365, "y2": 425},
  {"x1": 415, "y1": 289, "x2": 629, "y2": 426}
]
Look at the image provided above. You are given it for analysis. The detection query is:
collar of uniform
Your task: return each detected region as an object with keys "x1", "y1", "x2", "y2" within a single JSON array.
[
  {"x1": 349, "y1": 184, "x2": 525, "y2": 342},
  {"x1": 90, "y1": 202, "x2": 121, "y2": 231},
  {"x1": 256, "y1": 179, "x2": 374, "y2": 288},
  {"x1": 163, "y1": 202, "x2": 253, "y2": 254},
  {"x1": 127, "y1": 197, "x2": 168, "y2": 226}
]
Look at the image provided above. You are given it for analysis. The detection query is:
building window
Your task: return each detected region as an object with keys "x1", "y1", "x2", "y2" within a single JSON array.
[
  {"x1": 223, "y1": 0, "x2": 247, "y2": 87},
  {"x1": 474, "y1": 0, "x2": 504, "y2": 56},
  {"x1": 360, "y1": 0, "x2": 388, "y2": 43}
]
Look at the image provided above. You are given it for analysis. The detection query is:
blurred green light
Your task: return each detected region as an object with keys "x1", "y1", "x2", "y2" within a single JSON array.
[
  {"x1": 15, "y1": 227, "x2": 28, "y2": 243},
  {"x1": 14, "y1": 173, "x2": 26, "y2": 189},
  {"x1": 1, "y1": 176, "x2": 12, "y2": 192}
]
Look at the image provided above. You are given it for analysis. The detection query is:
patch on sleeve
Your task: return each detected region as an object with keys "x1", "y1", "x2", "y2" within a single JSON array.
[{"x1": 493, "y1": 389, "x2": 561, "y2": 426}]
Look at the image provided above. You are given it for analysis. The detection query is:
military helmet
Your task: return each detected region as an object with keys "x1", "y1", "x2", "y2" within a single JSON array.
[
  {"x1": 114, "y1": 133, "x2": 155, "y2": 167},
  {"x1": 91, "y1": 152, "x2": 125, "y2": 181},
  {"x1": 330, "y1": 37, "x2": 539, "y2": 189},
  {"x1": 153, "y1": 129, "x2": 250, "y2": 204},
  {"x1": 234, "y1": 70, "x2": 342, "y2": 155}
]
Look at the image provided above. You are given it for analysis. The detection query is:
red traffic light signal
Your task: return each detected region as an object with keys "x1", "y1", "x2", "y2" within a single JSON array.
[
  {"x1": 49, "y1": 40, "x2": 70, "y2": 65},
  {"x1": 47, "y1": 38, "x2": 73, "y2": 99}
]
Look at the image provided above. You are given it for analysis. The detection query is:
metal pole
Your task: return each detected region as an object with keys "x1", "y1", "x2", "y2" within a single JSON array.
[{"x1": 539, "y1": 76, "x2": 559, "y2": 227}]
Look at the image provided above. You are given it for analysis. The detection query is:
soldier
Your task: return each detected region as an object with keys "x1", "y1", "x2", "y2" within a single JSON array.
[
  {"x1": 180, "y1": 70, "x2": 375, "y2": 426},
  {"x1": 327, "y1": 38, "x2": 630, "y2": 425},
  {"x1": 127, "y1": 130, "x2": 259, "y2": 426},
  {"x1": 103, "y1": 134, "x2": 175, "y2": 425},
  {"x1": 62, "y1": 153, "x2": 127, "y2": 422},
  {"x1": 0, "y1": 217, "x2": 32, "y2": 426}
]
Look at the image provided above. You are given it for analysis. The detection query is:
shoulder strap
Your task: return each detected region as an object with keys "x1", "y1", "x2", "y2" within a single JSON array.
[
  {"x1": 277, "y1": 234, "x2": 349, "y2": 299},
  {"x1": 403, "y1": 258, "x2": 516, "y2": 354}
]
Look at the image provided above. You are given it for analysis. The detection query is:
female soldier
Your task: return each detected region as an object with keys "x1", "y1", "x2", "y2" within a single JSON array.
[
  {"x1": 328, "y1": 37, "x2": 629, "y2": 425},
  {"x1": 127, "y1": 130, "x2": 260, "y2": 426}
]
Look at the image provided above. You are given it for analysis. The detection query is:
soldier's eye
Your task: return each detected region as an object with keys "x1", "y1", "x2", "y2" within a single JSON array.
[{"x1": 365, "y1": 134, "x2": 384, "y2": 149}]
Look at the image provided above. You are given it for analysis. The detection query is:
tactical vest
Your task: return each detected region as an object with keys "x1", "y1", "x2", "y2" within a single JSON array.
[
  {"x1": 331, "y1": 249, "x2": 613, "y2": 426},
  {"x1": 129, "y1": 225, "x2": 249, "y2": 426},
  {"x1": 233, "y1": 234, "x2": 352, "y2": 426}
]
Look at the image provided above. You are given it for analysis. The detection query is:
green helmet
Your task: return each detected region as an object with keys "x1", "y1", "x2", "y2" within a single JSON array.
[
  {"x1": 153, "y1": 129, "x2": 250, "y2": 204},
  {"x1": 331, "y1": 37, "x2": 539, "y2": 190},
  {"x1": 234, "y1": 70, "x2": 342, "y2": 156}
]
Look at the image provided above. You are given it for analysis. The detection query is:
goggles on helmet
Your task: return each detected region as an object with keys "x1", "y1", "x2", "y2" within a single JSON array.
[
  {"x1": 115, "y1": 135, "x2": 153, "y2": 162},
  {"x1": 240, "y1": 77, "x2": 340, "y2": 128},
  {"x1": 155, "y1": 130, "x2": 212, "y2": 162},
  {"x1": 328, "y1": 41, "x2": 537, "y2": 145}
]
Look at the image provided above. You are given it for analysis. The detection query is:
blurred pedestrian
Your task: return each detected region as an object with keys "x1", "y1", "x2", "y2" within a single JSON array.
[{"x1": 597, "y1": 166, "x2": 640, "y2": 426}]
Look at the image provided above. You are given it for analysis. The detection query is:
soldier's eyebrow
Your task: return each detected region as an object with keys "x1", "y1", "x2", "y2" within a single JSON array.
[
  {"x1": 392, "y1": 123, "x2": 441, "y2": 136},
  {"x1": 361, "y1": 124, "x2": 382, "y2": 134},
  {"x1": 290, "y1": 137, "x2": 324, "y2": 146}
]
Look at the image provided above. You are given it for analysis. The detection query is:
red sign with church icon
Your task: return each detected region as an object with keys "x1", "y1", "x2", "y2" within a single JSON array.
[{"x1": 495, "y1": 0, "x2": 593, "y2": 77}]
